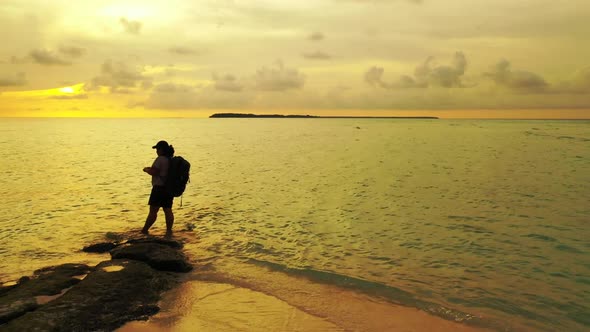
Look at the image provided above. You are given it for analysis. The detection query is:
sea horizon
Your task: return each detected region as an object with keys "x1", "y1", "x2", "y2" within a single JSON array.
[{"x1": 1, "y1": 115, "x2": 590, "y2": 120}]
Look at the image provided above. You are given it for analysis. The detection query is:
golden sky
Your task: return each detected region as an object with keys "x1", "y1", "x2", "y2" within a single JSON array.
[{"x1": 0, "y1": 0, "x2": 589, "y2": 118}]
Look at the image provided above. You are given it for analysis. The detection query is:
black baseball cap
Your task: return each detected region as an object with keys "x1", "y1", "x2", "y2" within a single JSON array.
[{"x1": 152, "y1": 140, "x2": 169, "y2": 149}]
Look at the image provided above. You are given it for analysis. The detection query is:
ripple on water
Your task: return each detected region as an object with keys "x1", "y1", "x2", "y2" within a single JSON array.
[
  {"x1": 446, "y1": 223, "x2": 492, "y2": 234},
  {"x1": 523, "y1": 233, "x2": 557, "y2": 242},
  {"x1": 2, "y1": 119, "x2": 589, "y2": 332},
  {"x1": 555, "y1": 244, "x2": 582, "y2": 253}
]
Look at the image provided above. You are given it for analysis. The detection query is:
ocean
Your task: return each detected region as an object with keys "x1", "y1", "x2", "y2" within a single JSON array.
[{"x1": 0, "y1": 118, "x2": 588, "y2": 331}]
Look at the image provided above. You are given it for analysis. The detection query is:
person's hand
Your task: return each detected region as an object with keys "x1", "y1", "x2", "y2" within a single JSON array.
[{"x1": 143, "y1": 167, "x2": 150, "y2": 173}]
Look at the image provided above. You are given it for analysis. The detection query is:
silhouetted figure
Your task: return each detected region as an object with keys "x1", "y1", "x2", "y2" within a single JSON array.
[{"x1": 142, "y1": 140, "x2": 175, "y2": 237}]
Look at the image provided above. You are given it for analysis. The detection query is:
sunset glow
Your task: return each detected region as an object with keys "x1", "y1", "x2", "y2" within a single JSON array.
[
  {"x1": 59, "y1": 86, "x2": 74, "y2": 94},
  {"x1": 0, "y1": 0, "x2": 589, "y2": 118}
]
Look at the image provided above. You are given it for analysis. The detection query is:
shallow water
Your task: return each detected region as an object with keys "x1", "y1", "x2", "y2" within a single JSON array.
[
  {"x1": 0, "y1": 118, "x2": 588, "y2": 331},
  {"x1": 118, "y1": 280, "x2": 344, "y2": 332}
]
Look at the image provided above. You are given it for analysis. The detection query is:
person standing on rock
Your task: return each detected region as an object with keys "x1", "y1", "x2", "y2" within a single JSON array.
[{"x1": 142, "y1": 140, "x2": 175, "y2": 236}]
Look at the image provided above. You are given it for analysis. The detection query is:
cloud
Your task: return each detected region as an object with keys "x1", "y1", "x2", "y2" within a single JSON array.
[
  {"x1": 554, "y1": 67, "x2": 590, "y2": 94},
  {"x1": 302, "y1": 51, "x2": 332, "y2": 60},
  {"x1": 30, "y1": 49, "x2": 72, "y2": 66},
  {"x1": 308, "y1": 32, "x2": 325, "y2": 41},
  {"x1": 89, "y1": 60, "x2": 152, "y2": 93},
  {"x1": 144, "y1": 83, "x2": 250, "y2": 110},
  {"x1": 414, "y1": 52, "x2": 468, "y2": 88},
  {"x1": 396, "y1": 75, "x2": 424, "y2": 88},
  {"x1": 484, "y1": 59, "x2": 548, "y2": 92},
  {"x1": 168, "y1": 46, "x2": 199, "y2": 55},
  {"x1": 49, "y1": 94, "x2": 89, "y2": 100},
  {"x1": 364, "y1": 66, "x2": 388, "y2": 88},
  {"x1": 366, "y1": 52, "x2": 468, "y2": 89},
  {"x1": 58, "y1": 46, "x2": 86, "y2": 58},
  {"x1": 0, "y1": 72, "x2": 27, "y2": 87},
  {"x1": 119, "y1": 17, "x2": 142, "y2": 35},
  {"x1": 213, "y1": 73, "x2": 243, "y2": 92},
  {"x1": 255, "y1": 61, "x2": 305, "y2": 91},
  {"x1": 365, "y1": 66, "x2": 423, "y2": 89},
  {"x1": 153, "y1": 83, "x2": 197, "y2": 94},
  {"x1": 144, "y1": 62, "x2": 306, "y2": 110}
]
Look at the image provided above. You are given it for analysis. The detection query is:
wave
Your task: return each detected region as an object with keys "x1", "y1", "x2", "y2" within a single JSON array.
[
  {"x1": 246, "y1": 258, "x2": 510, "y2": 330},
  {"x1": 242, "y1": 257, "x2": 590, "y2": 331}
]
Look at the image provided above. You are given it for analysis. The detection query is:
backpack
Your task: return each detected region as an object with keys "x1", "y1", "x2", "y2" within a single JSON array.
[{"x1": 165, "y1": 156, "x2": 190, "y2": 197}]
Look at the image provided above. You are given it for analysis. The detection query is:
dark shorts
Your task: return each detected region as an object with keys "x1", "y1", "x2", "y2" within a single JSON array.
[{"x1": 148, "y1": 186, "x2": 173, "y2": 208}]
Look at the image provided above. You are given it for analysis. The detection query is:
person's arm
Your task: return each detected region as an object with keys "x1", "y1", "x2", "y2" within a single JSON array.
[{"x1": 143, "y1": 166, "x2": 160, "y2": 176}]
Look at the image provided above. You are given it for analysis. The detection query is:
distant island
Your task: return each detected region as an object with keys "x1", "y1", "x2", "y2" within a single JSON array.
[
  {"x1": 210, "y1": 113, "x2": 318, "y2": 118},
  {"x1": 210, "y1": 113, "x2": 438, "y2": 119}
]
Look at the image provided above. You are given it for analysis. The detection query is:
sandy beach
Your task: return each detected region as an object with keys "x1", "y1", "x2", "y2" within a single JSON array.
[
  {"x1": 118, "y1": 281, "x2": 490, "y2": 332},
  {"x1": 118, "y1": 258, "x2": 492, "y2": 332}
]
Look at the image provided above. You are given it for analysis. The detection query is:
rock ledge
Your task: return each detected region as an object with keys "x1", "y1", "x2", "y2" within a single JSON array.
[{"x1": 0, "y1": 236, "x2": 192, "y2": 331}]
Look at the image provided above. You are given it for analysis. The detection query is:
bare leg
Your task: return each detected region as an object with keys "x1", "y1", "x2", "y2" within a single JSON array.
[
  {"x1": 164, "y1": 208, "x2": 174, "y2": 236},
  {"x1": 142, "y1": 206, "x2": 160, "y2": 234}
]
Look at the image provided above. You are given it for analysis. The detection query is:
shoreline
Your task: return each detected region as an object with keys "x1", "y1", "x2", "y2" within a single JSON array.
[
  {"x1": 1, "y1": 232, "x2": 502, "y2": 331},
  {"x1": 118, "y1": 279, "x2": 490, "y2": 332},
  {"x1": 118, "y1": 258, "x2": 495, "y2": 332},
  {"x1": 116, "y1": 237, "x2": 506, "y2": 332}
]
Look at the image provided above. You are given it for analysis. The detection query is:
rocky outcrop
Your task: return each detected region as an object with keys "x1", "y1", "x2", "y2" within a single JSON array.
[
  {"x1": 0, "y1": 298, "x2": 37, "y2": 325},
  {"x1": 127, "y1": 237, "x2": 184, "y2": 249},
  {"x1": 111, "y1": 242, "x2": 192, "y2": 272},
  {"x1": 0, "y1": 263, "x2": 91, "y2": 324},
  {"x1": 0, "y1": 236, "x2": 192, "y2": 331},
  {"x1": 82, "y1": 242, "x2": 118, "y2": 253}
]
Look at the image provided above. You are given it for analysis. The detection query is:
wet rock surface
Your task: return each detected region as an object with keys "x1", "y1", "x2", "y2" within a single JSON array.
[
  {"x1": 126, "y1": 237, "x2": 184, "y2": 249},
  {"x1": 0, "y1": 263, "x2": 91, "y2": 324},
  {"x1": 111, "y1": 242, "x2": 193, "y2": 272},
  {"x1": 0, "y1": 298, "x2": 38, "y2": 325},
  {"x1": 82, "y1": 242, "x2": 119, "y2": 253},
  {"x1": 0, "y1": 236, "x2": 192, "y2": 331}
]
